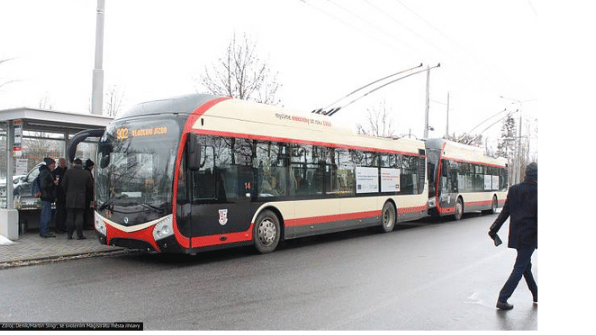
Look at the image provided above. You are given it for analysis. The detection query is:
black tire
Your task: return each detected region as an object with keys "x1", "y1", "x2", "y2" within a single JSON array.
[
  {"x1": 254, "y1": 210, "x2": 281, "y2": 254},
  {"x1": 380, "y1": 202, "x2": 396, "y2": 233},
  {"x1": 454, "y1": 198, "x2": 464, "y2": 220},
  {"x1": 483, "y1": 196, "x2": 498, "y2": 215}
]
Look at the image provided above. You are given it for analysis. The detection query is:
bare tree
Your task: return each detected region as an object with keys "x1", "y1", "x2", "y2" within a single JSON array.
[
  {"x1": 198, "y1": 33, "x2": 282, "y2": 105},
  {"x1": 23, "y1": 133, "x2": 61, "y2": 170},
  {"x1": 497, "y1": 112, "x2": 516, "y2": 159},
  {"x1": 38, "y1": 94, "x2": 53, "y2": 110},
  {"x1": 356, "y1": 101, "x2": 396, "y2": 138},
  {"x1": 447, "y1": 133, "x2": 484, "y2": 147},
  {"x1": 104, "y1": 85, "x2": 125, "y2": 117}
]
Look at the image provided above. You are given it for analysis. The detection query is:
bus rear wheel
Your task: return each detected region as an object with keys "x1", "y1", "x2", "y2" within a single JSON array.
[
  {"x1": 483, "y1": 196, "x2": 498, "y2": 215},
  {"x1": 454, "y1": 198, "x2": 464, "y2": 220},
  {"x1": 380, "y1": 202, "x2": 396, "y2": 233},
  {"x1": 254, "y1": 210, "x2": 281, "y2": 254}
]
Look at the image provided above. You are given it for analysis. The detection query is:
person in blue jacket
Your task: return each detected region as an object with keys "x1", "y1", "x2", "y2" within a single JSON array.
[{"x1": 489, "y1": 162, "x2": 538, "y2": 310}]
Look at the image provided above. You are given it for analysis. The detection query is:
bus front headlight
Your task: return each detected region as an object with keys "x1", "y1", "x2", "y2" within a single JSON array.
[
  {"x1": 95, "y1": 215, "x2": 107, "y2": 235},
  {"x1": 153, "y1": 215, "x2": 174, "y2": 241},
  {"x1": 428, "y1": 197, "x2": 436, "y2": 208}
]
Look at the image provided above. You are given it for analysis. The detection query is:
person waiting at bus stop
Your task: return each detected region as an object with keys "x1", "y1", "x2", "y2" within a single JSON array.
[
  {"x1": 38, "y1": 157, "x2": 58, "y2": 238},
  {"x1": 52, "y1": 158, "x2": 68, "y2": 234},
  {"x1": 83, "y1": 159, "x2": 95, "y2": 230},
  {"x1": 488, "y1": 162, "x2": 538, "y2": 310},
  {"x1": 62, "y1": 158, "x2": 93, "y2": 240}
]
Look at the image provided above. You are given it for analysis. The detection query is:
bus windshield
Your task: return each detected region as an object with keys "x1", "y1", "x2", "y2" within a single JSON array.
[{"x1": 96, "y1": 119, "x2": 180, "y2": 224}]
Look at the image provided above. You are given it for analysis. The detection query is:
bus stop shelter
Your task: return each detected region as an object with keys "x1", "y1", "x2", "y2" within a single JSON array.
[{"x1": 1, "y1": 107, "x2": 112, "y2": 240}]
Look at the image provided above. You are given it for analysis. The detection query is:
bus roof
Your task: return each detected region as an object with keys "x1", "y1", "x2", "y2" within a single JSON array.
[
  {"x1": 116, "y1": 94, "x2": 219, "y2": 120},
  {"x1": 196, "y1": 97, "x2": 425, "y2": 156},
  {"x1": 426, "y1": 138, "x2": 507, "y2": 167}
]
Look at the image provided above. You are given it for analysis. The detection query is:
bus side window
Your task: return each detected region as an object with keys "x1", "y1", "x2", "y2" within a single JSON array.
[
  {"x1": 191, "y1": 137, "x2": 217, "y2": 200},
  {"x1": 335, "y1": 148, "x2": 354, "y2": 195},
  {"x1": 290, "y1": 144, "x2": 308, "y2": 195},
  {"x1": 255, "y1": 141, "x2": 287, "y2": 198}
]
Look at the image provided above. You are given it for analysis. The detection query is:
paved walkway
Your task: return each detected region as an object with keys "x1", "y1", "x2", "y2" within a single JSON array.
[{"x1": 0, "y1": 230, "x2": 132, "y2": 269}]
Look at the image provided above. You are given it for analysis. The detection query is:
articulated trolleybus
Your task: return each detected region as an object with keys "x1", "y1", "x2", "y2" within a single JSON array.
[
  {"x1": 425, "y1": 138, "x2": 508, "y2": 220},
  {"x1": 93, "y1": 94, "x2": 429, "y2": 254}
]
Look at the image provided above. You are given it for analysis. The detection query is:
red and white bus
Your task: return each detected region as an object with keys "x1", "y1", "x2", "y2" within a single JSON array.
[
  {"x1": 91, "y1": 94, "x2": 429, "y2": 254},
  {"x1": 425, "y1": 138, "x2": 508, "y2": 220}
]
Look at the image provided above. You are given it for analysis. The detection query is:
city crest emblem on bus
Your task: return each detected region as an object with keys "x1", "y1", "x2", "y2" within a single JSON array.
[{"x1": 219, "y1": 209, "x2": 228, "y2": 226}]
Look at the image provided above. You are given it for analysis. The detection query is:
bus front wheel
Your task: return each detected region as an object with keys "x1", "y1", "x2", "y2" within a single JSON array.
[{"x1": 254, "y1": 210, "x2": 281, "y2": 254}]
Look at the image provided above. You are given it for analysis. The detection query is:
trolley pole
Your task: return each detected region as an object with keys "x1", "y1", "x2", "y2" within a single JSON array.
[{"x1": 91, "y1": 0, "x2": 105, "y2": 115}]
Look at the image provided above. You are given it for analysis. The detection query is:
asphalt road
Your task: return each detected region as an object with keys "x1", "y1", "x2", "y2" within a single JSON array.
[{"x1": 0, "y1": 212, "x2": 538, "y2": 330}]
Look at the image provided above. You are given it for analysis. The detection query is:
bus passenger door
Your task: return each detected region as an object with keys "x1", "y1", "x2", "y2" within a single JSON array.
[
  {"x1": 439, "y1": 160, "x2": 457, "y2": 209},
  {"x1": 188, "y1": 137, "x2": 254, "y2": 245}
]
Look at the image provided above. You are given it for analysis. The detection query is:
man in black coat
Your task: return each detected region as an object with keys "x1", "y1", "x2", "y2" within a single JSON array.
[
  {"x1": 51, "y1": 158, "x2": 68, "y2": 233},
  {"x1": 62, "y1": 158, "x2": 93, "y2": 240},
  {"x1": 39, "y1": 158, "x2": 57, "y2": 238},
  {"x1": 489, "y1": 162, "x2": 538, "y2": 310}
]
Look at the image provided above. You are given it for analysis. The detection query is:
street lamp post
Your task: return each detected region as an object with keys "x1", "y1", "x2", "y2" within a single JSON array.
[{"x1": 91, "y1": 0, "x2": 105, "y2": 116}]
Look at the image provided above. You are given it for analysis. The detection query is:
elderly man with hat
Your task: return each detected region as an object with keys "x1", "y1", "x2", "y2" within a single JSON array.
[
  {"x1": 61, "y1": 158, "x2": 93, "y2": 240},
  {"x1": 489, "y1": 162, "x2": 538, "y2": 310},
  {"x1": 38, "y1": 157, "x2": 58, "y2": 238}
]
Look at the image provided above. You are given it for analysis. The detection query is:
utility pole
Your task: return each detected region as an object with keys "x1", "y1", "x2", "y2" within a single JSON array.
[
  {"x1": 516, "y1": 112, "x2": 523, "y2": 184},
  {"x1": 424, "y1": 66, "x2": 430, "y2": 139},
  {"x1": 445, "y1": 92, "x2": 450, "y2": 138},
  {"x1": 423, "y1": 63, "x2": 440, "y2": 139},
  {"x1": 91, "y1": 0, "x2": 105, "y2": 115}
]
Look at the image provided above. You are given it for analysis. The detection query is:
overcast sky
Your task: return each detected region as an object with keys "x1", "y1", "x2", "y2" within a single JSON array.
[{"x1": 1, "y1": 0, "x2": 538, "y2": 143}]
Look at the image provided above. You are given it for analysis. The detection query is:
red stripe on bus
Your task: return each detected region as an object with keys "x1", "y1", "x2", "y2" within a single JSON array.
[
  {"x1": 189, "y1": 226, "x2": 254, "y2": 249},
  {"x1": 397, "y1": 205, "x2": 428, "y2": 214},
  {"x1": 437, "y1": 198, "x2": 505, "y2": 214},
  {"x1": 104, "y1": 222, "x2": 161, "y2": 252},
  {"x1": 285, "y1": 210, "x2": 382, "y2": 227}
]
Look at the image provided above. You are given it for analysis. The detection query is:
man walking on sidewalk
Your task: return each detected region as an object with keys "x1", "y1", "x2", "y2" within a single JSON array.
[
  {"x1": 489, "y1": 162, "x2": 538, "y2": 310},
  {"x1": 62, "y1": 158, "x2": 93, "y2": 240}
]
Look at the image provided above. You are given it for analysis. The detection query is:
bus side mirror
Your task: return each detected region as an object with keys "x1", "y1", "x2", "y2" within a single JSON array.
[
  {"x1": 188, "y1": 133, "x2": 202, "y2": 171},
  {"x1": 100, "y1": 155, "x2": 110, "y2": 169},
  {"x1": 442, "y1": 161, "x2": 449, "y2": 177}
]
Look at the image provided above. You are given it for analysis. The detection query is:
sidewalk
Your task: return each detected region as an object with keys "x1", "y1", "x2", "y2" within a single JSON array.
[{"x1": 0, "y1": 230, "x2": 132, "y2": 269}]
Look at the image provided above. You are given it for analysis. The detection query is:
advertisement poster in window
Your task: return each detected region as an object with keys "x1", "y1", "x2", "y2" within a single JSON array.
[
  {"x1": 484, "y1": 175, "x2": 492, "y2": 190},
  {"x1": 381, "y1": 168, "x2": 400, "y2": 192},
  {"x1": 356, "y1": 167, "x2": 378, "y2": 193}
]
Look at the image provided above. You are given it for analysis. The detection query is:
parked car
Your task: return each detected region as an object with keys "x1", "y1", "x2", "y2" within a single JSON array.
[
  {"x1": 0, "y1": 175, "x2": 24, "y2": 208},
  {"x1": 13, "y1": 163, "x2": 45, "y2": 211}
]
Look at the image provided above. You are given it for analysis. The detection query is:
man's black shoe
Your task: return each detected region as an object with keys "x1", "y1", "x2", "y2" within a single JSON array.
[
  {"x1": 496, "y1": 301, "x2": 514, "y2": 310},
  {"x1": 40, "y1": 233, "x2": 56, "y2": 238},
  {"x1": 77, "y1": 236, "x2": 87, "y2": 240}
]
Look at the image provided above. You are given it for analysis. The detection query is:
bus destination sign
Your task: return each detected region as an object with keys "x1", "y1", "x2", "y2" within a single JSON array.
[{"x1": 116, "y1": 126, "x2": 168, "y2": 140}]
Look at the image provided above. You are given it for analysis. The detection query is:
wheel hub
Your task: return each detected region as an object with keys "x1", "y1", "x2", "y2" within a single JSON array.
[{"x1": 258, "y1": 219, "x2": 276, "y2": 246}]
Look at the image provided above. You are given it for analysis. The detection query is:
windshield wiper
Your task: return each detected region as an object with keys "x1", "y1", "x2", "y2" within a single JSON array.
[
  {"x1": 98, "y1": 194, "x2": 126, "y2": 211},
  {"x1": 141, "y1": 202, "x2": 165, "y2": 214}
]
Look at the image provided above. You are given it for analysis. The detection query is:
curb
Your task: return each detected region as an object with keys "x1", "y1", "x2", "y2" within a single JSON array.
[{"x1": 0, "y1": 249, "x2": 142, "y2": 270}]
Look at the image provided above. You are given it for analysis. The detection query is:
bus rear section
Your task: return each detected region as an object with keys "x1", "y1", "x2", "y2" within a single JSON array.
[{"x1": 426, "y1": 138, "x2": 508, "y2": 220}]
